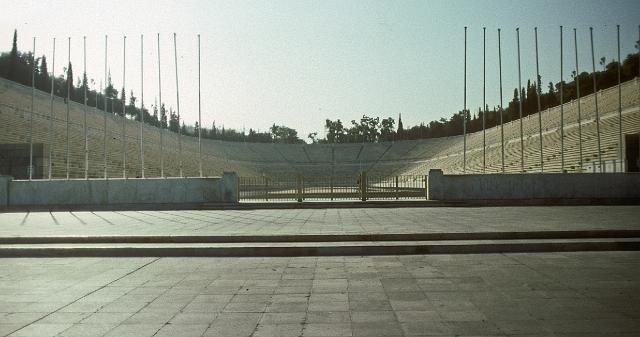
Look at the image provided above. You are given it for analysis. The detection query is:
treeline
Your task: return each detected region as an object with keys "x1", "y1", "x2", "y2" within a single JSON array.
[
  {"x1": 0, "y1": 30, "x2": 303, "y2": 144},
  {"x1": 1, "y1": 29, "x2": 639, "y2": 144},
  {"x1": 321, "y1": 51, "x2": 639, "y2": 143}
]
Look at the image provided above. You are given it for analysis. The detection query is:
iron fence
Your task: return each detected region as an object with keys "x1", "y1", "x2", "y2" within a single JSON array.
[{"x1": 238, "y1": 174, "x2": 427, "y2": 202}]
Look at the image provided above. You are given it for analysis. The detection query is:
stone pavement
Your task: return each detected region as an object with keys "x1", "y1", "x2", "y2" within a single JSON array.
[
  {"x1": 0, "y1": 206, "x2": 638, "y2": 237},
  {"x1": 0, "y1": 253, "x2": 639, "y2": 337}
]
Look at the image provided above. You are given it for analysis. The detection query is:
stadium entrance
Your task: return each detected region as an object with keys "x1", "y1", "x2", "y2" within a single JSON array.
[
  {"x1": 626, "y1": 134, "x2": 640, "y2": 172},
  {"x1": 238, "y1": 173, "x2": 427, "y2": 202}
]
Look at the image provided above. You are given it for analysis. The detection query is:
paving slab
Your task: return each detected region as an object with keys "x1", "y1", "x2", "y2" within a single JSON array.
[
  {"x1": 0, "y1": 206, "x2": 638, "y2": 238},
  {"x1": 0, "y1": 253, "x2": 638, "y2": 336}
]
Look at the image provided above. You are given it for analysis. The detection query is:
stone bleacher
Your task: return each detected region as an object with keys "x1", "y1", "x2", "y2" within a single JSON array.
[{"x1": 1, "y1": 77, "x2": 638, "y2": 179}]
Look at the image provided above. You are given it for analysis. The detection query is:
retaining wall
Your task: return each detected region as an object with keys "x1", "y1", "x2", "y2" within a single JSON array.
[
  {"x1": 0, "y1": 172, "x2": 238, "y2": 208},
  {"x1": 428, "y1": 169, "x2": 640, "y2": 201}
]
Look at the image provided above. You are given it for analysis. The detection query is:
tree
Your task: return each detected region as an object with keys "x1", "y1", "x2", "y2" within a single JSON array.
[
  {"x1": 126, "y1": 91, "x2": 137, "y2": 118},
  {"x1": 380, "y1": 117, "x2": 395, "y2": 142},
  {"x1": 36, "y1": 55, "x2": 50, "y2": 92},
  {"x1": 160, "y1": 103, "x2": 168, "y2": 129},
  {"x1": 8, "y1": 29, "x2": 18, "y2": 81},
  {"x1": 169, "y1": 108, "x2": 179, "y2": 132},
  {"x1": 270, "y1": 124, "x2": 301, "y2": 143},
  {"x1": 325, "y1": 119, "x2": 346, "y2": 143},
  {"x1": 397, "y1": 113, "x2": 404, "y2": 140},
  {"x1": 64, "y1": 63, "x2": 74, "y2": 102}
]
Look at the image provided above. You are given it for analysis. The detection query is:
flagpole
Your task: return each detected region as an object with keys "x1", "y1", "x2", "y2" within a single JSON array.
[
  {"x1": 574, "y1": 28, "x2": 583, "y2": 171},
  {"x1": 83, "y1": 36, "x2": 88, "y2": 179},
  {"x1": 482, "y1": 27, "x2": 486, "y2": 173},
  {"x1": 103, "y1": 35, "x2": 108, "y2": 179},
  {"x1": 174, "y1": 33, "x2": 183, "y2": 177},
  {"x1": 560, "y1": 26, "x2": 565, "y2": 172},
  {"x1": 534, "y1": 27, "x2": 544, "y2": 172},
  {"x1": 29, "y1": 37, "x2": 35, "y2": 180},
  {"x1": 498, "y1": 28, "x2": 505, "y2": 173},
  {"x1": 140, "y1": 34, "x2": 145, "y2": 178},
  {"x1": 463, "y1": 26, "x2": 467, "y2": 174},
  {"x1": 66, "y1": 37, "x2": 71, "y2": 180},
  {"x1": 198, "y1": 34, "x2": 203, "y2": 177},
  {"x1": 158, "y1": 33, "x2": 164, "y2": 178},
  {"x1": 122, "y1": 35, "x2": 127, "y2": 178},
  {"x1": 590, "y1": 27, "x2": 603, "y2": 170},
  {"x1": 48, "y1": 37, "x2": 55, "y2": 180},
  {"x1": 516, "y1": 28, "x2": 524, "y2": 173},
  {"x1": 616, "y1": 25, "x2": 623, "y2": 171}
]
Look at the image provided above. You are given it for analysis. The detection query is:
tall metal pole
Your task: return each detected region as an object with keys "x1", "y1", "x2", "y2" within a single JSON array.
[
  {"x1": 66, "y1": 37, "x2": 71, "y2": 180},
  {"x1": 482, "y1": 27, "x2": 486, "y2": 173},
  {"x1": 516, "y1": 28, "x2": 524, "y2": 173},
  {"x1": 616, "y1": 25, "x2": 623, "y2": 171},
  {"x1": 122, "y1": 35, "x2": 127, "y2": 178},
  {"x1": 534, "y1": 27, "x2": 544, "y2": 172},
  {"x1": 140, "y1": 34, "x2": 145, "y2": 178},
  {"x1": 157, "y1": 33, "x2": 164, "y2": 178},
  {"x1": 103, "y1": 35, "x2": 108, "y2": 179},
  {"x1": 83, "y1": 36, "x2": 88, "y2": 179},
  {"x1": 48, "y1": 38, "x2": 55, "y2": 180},
  {"x1": 574, "y1": 28, "x2": 583, "y2": 170},
  {"x1": 498, "y1": 28, "x2": 505, "y2": 173},
  {"x1": 198, "y1": 34, "x2": 203, "y2": 177},
  {"x1": 29, "y1": 37, "x2": 35, "y2": 180},
  {"x1": 174, "y1": 33, "x2": 183, "y2": 177},
  {"x1": 462, "y1": 26, "x2": 467, "y2": 174},
  {"x1": 590, "y1": 27, "x2": 603, "y2": 170},
  {"x1": 560, "y1": 26, "x2": 565, "y2": 172}
]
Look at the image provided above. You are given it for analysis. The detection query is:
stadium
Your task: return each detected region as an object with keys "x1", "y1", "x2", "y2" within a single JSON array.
[{"x1": 1, "y1": 2, "x2": 640, "y2": 336}]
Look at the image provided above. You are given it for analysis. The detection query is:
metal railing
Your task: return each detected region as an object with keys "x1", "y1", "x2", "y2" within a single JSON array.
[{"x1": 238, "y1": 173, "x2": 428, "y2": 202}]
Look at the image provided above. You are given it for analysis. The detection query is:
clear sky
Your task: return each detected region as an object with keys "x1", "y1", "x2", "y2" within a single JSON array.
[{"x1": 1, "y1": 0, "x2": 639, "y2": 141}]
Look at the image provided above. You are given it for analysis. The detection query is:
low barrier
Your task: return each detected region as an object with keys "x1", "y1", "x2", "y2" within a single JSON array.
[
  {"x1": 428, "y1": 169, "x2": 640, "y2": 201},
  {"x1": 0, "y1": 172, "x2": 238, "y2": 208}
]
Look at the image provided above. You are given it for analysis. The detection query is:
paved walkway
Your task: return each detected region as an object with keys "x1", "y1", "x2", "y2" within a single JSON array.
[
  {"x1": 0, "y1": 252, "x2": 639, "y2": 337},
  {"x1": 0, "y1": 206, "x2": 638, "y2": 237}
]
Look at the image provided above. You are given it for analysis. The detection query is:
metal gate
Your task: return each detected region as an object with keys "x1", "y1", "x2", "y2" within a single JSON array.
[{"x1": 238, "y1": 173, "x2": 427, "y2": 202}]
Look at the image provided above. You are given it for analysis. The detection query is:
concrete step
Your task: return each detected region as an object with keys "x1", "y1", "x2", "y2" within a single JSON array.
[
  {"x1": 2, "y1": 229, "x2": 639, "y2": 244},
  {"x1": 2, "y1": 238, "x2": 639, "y2": 257}
]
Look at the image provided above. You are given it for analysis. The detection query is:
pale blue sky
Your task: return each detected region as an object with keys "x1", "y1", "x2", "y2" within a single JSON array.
[{"x1": 1, "y1": 0, "x2": 639, "y2": 141}]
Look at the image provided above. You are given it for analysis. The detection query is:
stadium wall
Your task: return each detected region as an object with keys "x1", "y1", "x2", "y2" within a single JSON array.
[
  {"x1": 0, "y1": 172, "x2": 238, "y2": 208},
  {"x1": 428, "y1": 169, "x2": 640, "y2": 201}
]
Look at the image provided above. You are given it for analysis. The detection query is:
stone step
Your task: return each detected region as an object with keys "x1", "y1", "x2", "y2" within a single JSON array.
[
  {"x1": 2, "y1": 229, "x2": 639, "y2": 244},
  {"x1": 2, "y1": 238, "x2": 638, "y2": 257}
]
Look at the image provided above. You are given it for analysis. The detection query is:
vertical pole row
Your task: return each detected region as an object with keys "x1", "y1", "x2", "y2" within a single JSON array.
[
  {"x1": 198, "y1": 34, "x2": 203, "y2": 177},
  {"x1": 140, "y1": 34, "x2": 145, "y2": 178},
  {"x1": 482, "y1": 27, "x2": 486, "y2": 173},
  {"x1": 48, "y1": 38, "x2": 55, "y2": 180},
  {"x1": 590, "y1": 27, "x2": 603, "y2": 170},
  {"x1": 534, "y1": 27, "x2": 544, "y2": 172},
  {"x1": 157, "y1": 33, "x2": 164, "y2": 178},
  {"x1": 174, "y1": 33, "x2": 183, "y2": 177},
  {"x1": 560, "y1": 26, "x2": 565, "y2": 172},
  {"x1": 616, "y1": 25, "x2": 623, "y2": 171},
  {"x1": 122, "y1": 36, "x2": 127, "y2": 178},
  {"x1": 574, "y1": 28, "x2": 583, "y2": 170},
  {"x1": 83, "y1": 36, "x2": 88, "y2": 179},
  {"x1": 516, "y1": 28, "x2": 524, "y2": 173},
  {"x1": 103, "y1": 35, "x2": 108, "y2": 179},
  {"x1": 66, "y1": 37, "x2": 71, "y2": 180},
  {"x1": 498, "y1": 28, "x2": 505, "y2": 173},
  {"x1": 462, "y1": 26, "x2": 467, "y2": 174},
  {"x1": 29, "y1": 37, "x2": 35, "y2": 180}
]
